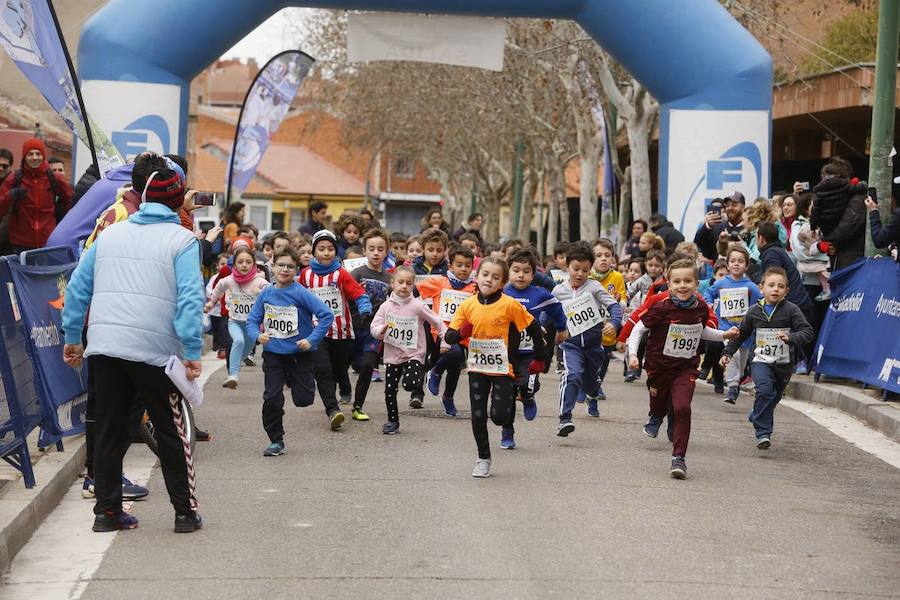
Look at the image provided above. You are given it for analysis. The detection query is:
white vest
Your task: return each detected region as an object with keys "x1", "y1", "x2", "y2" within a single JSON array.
[{"x1": 85, "y1": 219, "x2": 197, "y2": 366}]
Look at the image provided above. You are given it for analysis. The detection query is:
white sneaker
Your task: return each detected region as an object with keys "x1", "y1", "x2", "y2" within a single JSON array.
[
  {"x1": 223, "y1": 376, "x2": 238, "y2": 389},
  {"x1": 472, "y1": 459, "x2": 492, "y2": 478},
  {"x1": 243, "y1": 356, "x2": 256, "y2": 367}
]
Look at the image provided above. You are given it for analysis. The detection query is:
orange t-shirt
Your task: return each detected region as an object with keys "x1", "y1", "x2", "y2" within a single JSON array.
[
  {"x1": 416, "y1": 276, "x2": 476, "y2": 338},
  {"x1": 450, "y1": 293, "x2": 534, "y2": 377}
]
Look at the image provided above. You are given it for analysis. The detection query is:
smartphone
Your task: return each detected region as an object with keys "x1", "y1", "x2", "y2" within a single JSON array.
[
  {"x1": 800, "y1": 181, "x2": 810, "y2": 191},
  {"x1": 868, "y1": 187, "x2": 877, "y2": 203},
  {"x1": 193, "y1": 191, "x2": 216, "y2": 206}
]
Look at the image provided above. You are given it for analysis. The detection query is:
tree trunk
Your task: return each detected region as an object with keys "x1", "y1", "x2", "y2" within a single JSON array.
[
  {"x1": 517, "y1": 171, "x2": 538, "y2": 241},
  {"x1": 627, "y1": 119, "x2": 652, "y2": 222},
  {"x1": 546, "y1": 154, "x2": 565, "y2": 251},
  {"x1": 578, "y1": 145, "x2": 600, "y2": 242},
  {"x1": 617, "y1": 165, "x2": 632, "y2": 256}
]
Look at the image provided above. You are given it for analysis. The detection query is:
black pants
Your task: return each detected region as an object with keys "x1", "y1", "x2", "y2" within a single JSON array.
[
  {"x1": 92, "y1": 355, "x2": 196, "y2": 515},
  {"x1": 312, "y1": 339, "x2": 351, "y2": 415},
  {"x1": 434, "y1": 343, "x2": 466, "y2": 399},
  {"x1": 262, "y1": 351, "x2": 316, "y2": 442},
  {"x1": 210, "y1": 315, "x2": 230, "y2": 351},
  {"x1": 700, "y1": 341, "x2": 725, "y2": 387},
  {"x1": 468, "y1": 373, "x2": 516, "y2": 460},
  {"x1": 384, "y1": 360, "x2": 425, "y2": 422}
]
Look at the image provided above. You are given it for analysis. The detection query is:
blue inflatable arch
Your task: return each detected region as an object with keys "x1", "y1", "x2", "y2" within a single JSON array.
[{"x1": 78, "y1": 0, "x2": 772, "y2": 235}]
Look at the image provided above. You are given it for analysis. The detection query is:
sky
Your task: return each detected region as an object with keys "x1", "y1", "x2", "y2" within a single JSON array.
[{"x1": 221, "y1": 8, "x2": 311, "y2": 63}]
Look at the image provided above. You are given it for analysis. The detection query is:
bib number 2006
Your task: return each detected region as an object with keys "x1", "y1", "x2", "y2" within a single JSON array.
[{"x1": 264, "y1": 304, "x2": 299, "y2": 339}]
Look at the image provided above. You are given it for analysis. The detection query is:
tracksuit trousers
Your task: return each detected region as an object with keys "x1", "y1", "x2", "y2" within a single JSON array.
[
  {"x1": 262, "y1": 350, "x2": 316, "y2": 442},
  {"x1": 558, "y1": 341, "x2": 607, "y2": 422},
  {"x1": 647, "y1": 369, "x2": 697, "y2": 458},
  {"x1": 312, "y1": 338, "x2": 352, "y2": 416}
]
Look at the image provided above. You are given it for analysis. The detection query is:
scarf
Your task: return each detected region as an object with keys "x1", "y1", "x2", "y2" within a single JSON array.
[
  {"x1": 447, "y1": 270, "x2": 474, "y2": 289},
  {"x1": 671, "y1": 294, "x2": 699, "y2": 310},
  {"x1": 232, "y1": 263, "x2": 259, "y2": 286},
  {"x1": 310, "y1": 258, "x2": 341, "y2": 276}
]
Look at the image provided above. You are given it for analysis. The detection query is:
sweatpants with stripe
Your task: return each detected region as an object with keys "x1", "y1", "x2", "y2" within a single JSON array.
[
  {"x1": 558, "y1": 341, "x2": 606, "y2": 422},
  {"x1": 91, "y1": 355, "x2": 197, "y2": 516},
  {"x1": 469, "y1": 372, "x2": 516, "y2": 460}
]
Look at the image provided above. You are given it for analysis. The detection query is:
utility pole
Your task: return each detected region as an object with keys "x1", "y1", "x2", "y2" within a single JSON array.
[
  {"x1": 866, "y1": 0, "x2": 899, "y2": 257},
  {"x1": 512, "y1": 139, "x2": 525, "y2": 238}
]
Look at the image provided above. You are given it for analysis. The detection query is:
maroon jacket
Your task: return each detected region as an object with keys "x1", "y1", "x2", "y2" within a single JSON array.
[{"x1": 0, "y1": 161, "x2": 73, "y2": 249}]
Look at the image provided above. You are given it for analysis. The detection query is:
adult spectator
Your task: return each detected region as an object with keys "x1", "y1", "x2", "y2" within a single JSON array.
[
  {"x1": 62, "y1": 167, "x2": 204, "y2": 533},
  {"x1": 420, "y1": 207, "x2": 451, "y2": 236},
  {"x1": 0, "y1": 148, "x2": 14, "y2": 253},
  {"x1": 451, "y1": 212, "x2": 484, "y2": 247},
  {"x1": 779, "y1": 193, "x2": 804, "y2": 251},
  {"x1": 755, "y1": 221, "x2": 813, "y2": 317},
  {"x1": 649, "y1": 212, "x2": 684, "y2": 250},
  {"x1": 620, "y1": 218, "x2": 648, "y2": 261},
  {"x1": 222, "y1": 201, "x2": 246, "y2": 247},
  {"x1": 359, "y1": 208, "x2": 375, "y2": 228},
  {"x1": 743, "y1": 198, "x2": 787, "y2": 263},
  {"x1": 299, "y1": 200, "x2": 328, "y2": 236},
  {"x1": 865, "y1": 194, "x2": 900, "y2": 261},
  {"x1": 0, "y1": 148, "x2": 13, "y2": 184},
  {"x1": 72, "y1": 163, "x2": 100, "y2": 206},
  {"x1": 810, "y1": 157, "x2": 867, "y2": 270},
  {"x1": 48, "y1": 156, "x2": 66, "y2": 178},
  {"x1": 694, "y1": 191, "x2": 746, "y2": 261},
  {"x1": 0, "y1": 137, "x2": 73, "y2": 252}
]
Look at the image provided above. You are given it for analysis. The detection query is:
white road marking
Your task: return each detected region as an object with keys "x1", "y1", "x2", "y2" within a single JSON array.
[
  {"x1": 1, "y1": 353, "x2": 223, "y2": 600},
  {"x1": 782, "y1": 399, "x2": 900, "y2": 470}
]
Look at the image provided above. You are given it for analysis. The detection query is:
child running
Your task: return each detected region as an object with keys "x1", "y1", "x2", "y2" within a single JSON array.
[
  {"x1": 720, "y1": 267, "x2": 813, "y2": 449},
  {"x1": 246, "y1": 248, "x2": 334, "y2": 456},
  {"x1": 503, "y1": 249, "x2": 566, "y2": 449},
  {"x1": 298, "y1": 230, "x2": 372, "y2": 429},
  {"x1": 370, "y1": 266, "x2": 447, "y2": 434},
  {"x1": 446, "y1": 257, "x2": 546, "y2": 477},
  {"x1": 627, "y1": 258, "x2": 739, "y2": 479},
  {"x1": 553, "y1": 242, "x2": 622, "y2": 433},
  {"x1": 703, "y1": 245, "x2": 762, "y2": 404},
  {"x1": 590, "y1": 239, "x2": 626, "y2": 401},
  {"x1": 205, "y1": 247, "x2": 269, "y2": 388}
]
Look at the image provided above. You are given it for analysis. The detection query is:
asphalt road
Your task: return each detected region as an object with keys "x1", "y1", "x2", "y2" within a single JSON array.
[{"x1": 79, "y1": 360, "x2": 900, "y2": 599}]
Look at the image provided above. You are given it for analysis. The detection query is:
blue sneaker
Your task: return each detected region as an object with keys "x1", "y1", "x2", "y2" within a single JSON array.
[
  {"x1": 427, "y1": 370, "x2": 442, "y2": 396},
  {"x1": 442, "y1": 395, "x2": 458, "y2": 417},
  {"x1": 595, "y1": 384, "x2": 606, "y2": 401},
  {"x1": 500, "y1": 428, "x2": 516, "y2": 449},
  {"x1": 382, "y1": 420, "x2": 400, "y2": 435},
  {"x1": 263, "y1": 441, "x2": 285, "y2": 457},
  {"x1": 121, "y1": 475, "x2": 149, "y2": 501},
  {"x1": 725, "y1": 386, "x2": 739, "y2": 404},
  {"x1": 93, "y1": 510, "x2": 139, "y2": 532},
  {"x1": 794, "y1": 360, "x2": 808, "y2": 376},
  {"x1": 522, "y1": 398, "x2": 538, "y2": 421},
  {"x1": 586, "y1": 398, "x2": 600, "y2": 417},
  {"x1": 82, "y1": 477, "x2": 95, "y2": 499},
  {"x1": 643, "y1": 415, "x2": 662, "y2": 438}
]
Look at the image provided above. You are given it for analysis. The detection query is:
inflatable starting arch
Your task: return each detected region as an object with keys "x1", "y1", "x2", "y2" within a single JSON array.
[{"x1": 77, "y1": 0, "x2": 772, "y2": 236}]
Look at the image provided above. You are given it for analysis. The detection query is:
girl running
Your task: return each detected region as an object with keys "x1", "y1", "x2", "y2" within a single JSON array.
[
  {"x1": 205, "y1": 247, "x2": 269, "y2": 388},
  {"x1": 446, "y1": 257, "x2": 546, "y2": 478}
]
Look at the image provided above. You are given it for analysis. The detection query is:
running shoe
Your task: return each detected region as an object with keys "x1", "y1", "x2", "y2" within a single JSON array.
[
  {"x1": 595, "y1": 385, "x2": 606, "y2": 401},
  {"x1": 427, "y1": 369, "x2": 442, "y2": 396},
  {"x1": 522, "y1": 398, "x2": 538, "y2": 421},
  {"x1": 725, "y1": 386, "x2": 739, "y2": 404},
  {"x1": 243, "y1": 356, "x2": 255, "y2": 367},
  {"x1": 371, "y1": 369, "x2": 383, "y2": 382},
  {"x1": 339, "y1": 394, "x2": 352, "y2": 405},
  {"x1": 442, "y1": 395, "x2": 458, "y2": 417},
  {"x1": 216, "y1": 350, "x2": 226, "y2": 360},
  {"x1": 329, "y1": 411, "x2": 345, "y2": 430},
  {"x1": 351, "y1": 408, "x2": 370, "y2": 421},
  {"x1": 93, "y1": 510, "x2": 139, "y2": 532},
  {"x1": 409, "y1": 397, "x2": 423, "y2": 409},
  {"x1": 643, "y1": 415, "x2": 662, "y2": 438},
  {"x1": 223, "y1": 376, "x2": 238, "y2": 389},
  {"x1": 174, "y1": 512, "x2": 203, "y2": 533},
  {"x1": 586, "y1": 398, "x2": 600, "y2": 417},
  {"x1": 740, "y1": 375, "x2": 753, "y2": 386},
  {"x1": 794, "y1": 360, "x2": 808, "y2": 375},
  {"x1": 624, "y1": 372, "x2": 638, "y2": 383},
  {"x1": 263, "y1": 441, "x2": 285, "y2": 457},
  {"x1": 714, "y1": 383, "x2": 725, "y2": 394},
  {"x1": 670, "y1": 456, "x2": 687, "y2": 479},
  {"x1": 382, "y1": 421, "x2": 400, "y2": 435},
  {"x1": 557, "y1": 421, "x2": 575, "y2": 437},
  {"x1": 82, "y1": 477, "x2": 94, "y2": 499},
  {"x1": 472, "y1": 459, "x2": 492, "y2": 478},
  {"x1": 500, "y1": 428, "x2": 516, "y2": 449},
  {"x1": 756, "y1": 436, "x2": 771, "y2": 450},
  {"x1": 815, "y1": 290, "x2": 831, "y2": 302},
  {"x1": 196, "y1": 429, "x2": 211, "y2": 442},
  {"x1": 121, "y1": 475, "x2": 149, "y2": 501},
  {"x1": 556, "y1": 362, "x2": 564, "y2": 375}
]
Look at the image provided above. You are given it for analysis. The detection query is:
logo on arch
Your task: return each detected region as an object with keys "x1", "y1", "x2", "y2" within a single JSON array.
[{"x1": 111, "y1": 115, "x2": 171, "y2": 160}]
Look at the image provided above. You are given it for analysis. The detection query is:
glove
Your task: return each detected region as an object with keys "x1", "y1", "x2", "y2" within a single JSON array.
[
  {"x1": 528, "y1": 359, "x2": 545, "y2": 375},
  {"x1": 459, "y1": 322, "x2": 473, "y2": 340}
]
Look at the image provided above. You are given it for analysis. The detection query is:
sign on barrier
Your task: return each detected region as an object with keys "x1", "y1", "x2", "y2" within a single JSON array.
[{"x1": 816, "y1": 259, "x2": 900, "y2": 393}]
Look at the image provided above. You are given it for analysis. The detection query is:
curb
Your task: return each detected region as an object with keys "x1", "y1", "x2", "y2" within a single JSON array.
[
  {"x1": 786, "y1": 379, "x2": 900, "y2": 444},
  {"x1": 0, "y1": 435, "x2": 86, "y2": 573}
]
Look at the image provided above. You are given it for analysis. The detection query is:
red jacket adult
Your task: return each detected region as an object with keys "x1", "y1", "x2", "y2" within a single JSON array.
[{"x1": 0, "y1": 138, "x2": 73, "y2": 250}]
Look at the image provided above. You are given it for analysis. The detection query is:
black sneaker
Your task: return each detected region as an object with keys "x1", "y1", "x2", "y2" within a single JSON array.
[
  {"x1": 93, "y1": 510, "x2": 139, "y2": 532},
  {"x1": 382, "y1": 421, "x2": 400, "y2": 435},
  {"x1": 714, "y1": 383, "x2": 725, "y2": 394},
  {"x1": 409, "y1": 397, "x2": 423, "y2": 409},
  {"x1": 557, "y1": 421, "x2": 575, "y2": 437},
  {"x1": 174, "y1": 512, "x2": 203, "y2": 533},
  {"x1": 756, "y1": 436, "x2": 771, "y2": 450},
  {"x1": 670, "y1": 456, "x2": 687, "y2": 479}
]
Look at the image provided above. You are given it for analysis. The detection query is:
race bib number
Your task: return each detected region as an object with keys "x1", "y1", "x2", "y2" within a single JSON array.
[
  {"x1": 519, "y1": 328, "x2": 534, "y2": 351},
  {"x1": 226, "y1": 291, "x2": 256, "y2": 322},
  {"x1": 720, "y1": 287, "x2": 749, "y2": 319},
  {"x1": 343, "y1": 257, "x2": 367, "y2": 272},
  {"x1": 563, "y1": 293, "x2": 602, "y2": 336},
  {"x1": 311, "y1": 286, "x2": 344, "y2": 317},
  {"x1": 467, "y1": 338, "x2": 509, "y2": 375},
  {"x1": 439, "y1": 289, "x2": 471, "y2": 322},
  {"x1": 550, "y1": 269, "x2": 569, "y2": 284},
  {"x1": 385, "y1": 314, "x2": 418, "y2": 349},
  {"x1": 755, "y1": 328, "x2": 790, "y2": 364},
  {"x1": 663, "y1": 322, "x2": 702, "y2": 359},
  {"x1": 264, "y1": 304, "x2": 299, "y2": 339}
]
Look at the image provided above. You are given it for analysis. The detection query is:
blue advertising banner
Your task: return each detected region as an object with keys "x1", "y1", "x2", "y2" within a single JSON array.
[
  {"x1": 0, "y1": 0, "x2": 122, "y2": 173},
  {"x1": 226, "y1": 50, "x2": 314, "y2": 203},
  {"x1": 8, "y1": 259, "x2": 86, "y2": 444},
  {"x1": 816, "y1": 259, "x2": 900, "y2": 393}
]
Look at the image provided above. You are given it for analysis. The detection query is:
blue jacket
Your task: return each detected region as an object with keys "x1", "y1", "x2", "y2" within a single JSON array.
[
  {"x1": 704, "y1": 274, "x2": 763, "y2": 330},
  {"x1": 246, "y1": 282, "x2": 334, "y2": 354}
]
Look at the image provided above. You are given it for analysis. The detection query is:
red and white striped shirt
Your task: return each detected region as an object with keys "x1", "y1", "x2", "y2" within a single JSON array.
[{"x1": 297, "y1": 267, "x2": 367, "y2": 340}]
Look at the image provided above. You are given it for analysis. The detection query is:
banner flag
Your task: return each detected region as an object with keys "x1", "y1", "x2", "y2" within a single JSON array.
[
  {"x1": 226, "y1": 50, "x2": 314, "y2": 204},
  {"x1": 0, "y1": 0, "x2": 123, "y2": 174},
  {"x1": 347, "y1": 13, "x2": 506, "y2": 72},
  {"x1": 815, "y1": 259, "x2": 900, "y2": 393},
  {"x1": 8, "y1": 259, "x2": 86, "y2": 444}
]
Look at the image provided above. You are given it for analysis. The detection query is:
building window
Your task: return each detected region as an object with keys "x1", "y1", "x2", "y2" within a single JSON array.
[
  {"x1": 290, "y1": 208, "x2": 304, "y2": 230},
  {"x1": 393, "y1": 156, "x2": 416, "y2": 179},
  {"x1": 271, "y1": 212, "x2": 285, "y2": 231},
  {"x1": 249, "y1": 206, "x2": 269, "y2": 231}
]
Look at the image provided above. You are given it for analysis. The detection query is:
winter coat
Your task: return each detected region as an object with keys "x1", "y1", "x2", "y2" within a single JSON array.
[
  {"x1": 756, "y1": 241, "x2": 813, "y2": 314},
  {"x1": 869, "y1": 207, "x2": 900, "y2": 261},
  {"x1": 812, "y1": 177, "x2": 867, "y2": 270},
  {"x1": 652, "y1": 220, "x2": 685, "y2": 250},
  {"x1": 371, "y1": 293, "x2": 447, "y2": 365},
  {"x1": 0, "y1": 161, "x2": 73, "y2": 249}
]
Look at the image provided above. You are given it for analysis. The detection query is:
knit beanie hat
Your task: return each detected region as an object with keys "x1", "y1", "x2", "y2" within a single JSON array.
[
  {"x1": 21, "y1": 137, "x2": 47, "y2": 159},
  {"x1": 230, "y1": 236, "x2": 254, "y2": 252},
  {"x1": 312, "y1": 229, "x2": 338, "y2": 254},
  {"x1": 142, "y1": 169, "x2": 185, "y2": 210}
]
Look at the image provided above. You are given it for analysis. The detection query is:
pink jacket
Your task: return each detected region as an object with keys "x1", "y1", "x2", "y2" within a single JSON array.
[
  {"x1": 371, "y1": 293, "x2": 446, "y2": 365},
  {"x1": 208, "y1": 272, "x2": 270, "y2": 307}
]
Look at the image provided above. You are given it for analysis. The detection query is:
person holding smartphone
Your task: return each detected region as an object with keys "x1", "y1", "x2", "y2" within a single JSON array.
[
  {"x1": 865, "y1": 187, "x2": 900, "y2": 261},
  {"x1": 693, "y1": 191, "x2": 746, "y2": 261}
]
